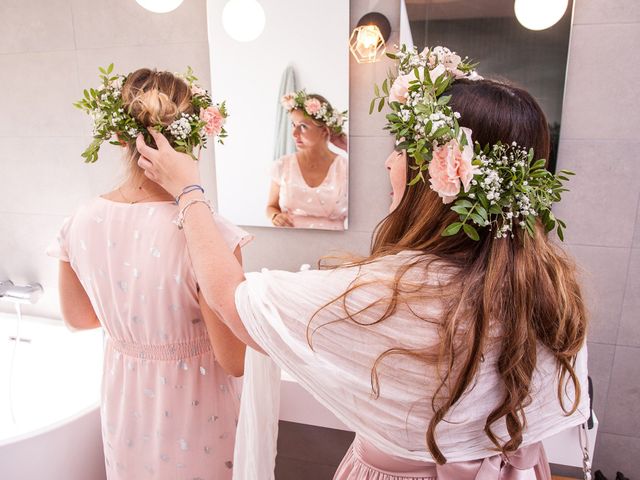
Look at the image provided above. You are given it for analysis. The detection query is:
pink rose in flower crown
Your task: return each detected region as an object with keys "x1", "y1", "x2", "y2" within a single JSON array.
[
  {"x1": 200, "y1": 106, "x2": 225, "y2": 136},
  {"x1": 420, "y1": 47, "x2": 436, "y2": 67},
  {"x1": 304, "y1": 98, "x2": 322, "y2": 115},
  {"x1": 390, "y1": 74, "x2": 411, "y2": 103},
  {"x1": 428, "y1": 127, "x2": 477, "y2": 204},
  {"x1": 281, "y1": 93, "x2": 296, "y2": 111},
  {"x1": 442, "y1": 52, "x2": 465, "y2": 78},
  {"x1": 442, "y1": 52, "x2": 461, "y2": 70}
]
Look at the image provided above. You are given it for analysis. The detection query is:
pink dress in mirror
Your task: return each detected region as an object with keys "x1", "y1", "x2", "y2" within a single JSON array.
[
  {"x1": 270, "y1": 153, "x2": 348, "y2": 230},
  {"x1": 47, "y1": 197, "x2": 252, "y2": 480}
]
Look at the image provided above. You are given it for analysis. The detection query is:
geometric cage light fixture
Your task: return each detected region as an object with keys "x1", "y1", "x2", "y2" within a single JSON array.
[{"x1": 349, "y1": 12, "x2": 392, "y2": 64}]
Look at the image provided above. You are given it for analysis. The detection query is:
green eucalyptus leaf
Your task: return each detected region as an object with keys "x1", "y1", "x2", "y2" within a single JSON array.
[
  {"x1": 442, "y1": 222, "x2": 462, "y2": 237},
  {"x1": 488, "y1": 204, "x2": 502, "y2": 215},
  {"x1": 435, "y1": 78, "x2": 450, "y2": 96},
  {"x1": 408, "y1": 173, "x2": 424, "y2": 186},
  {"x1": 433, "y1": 126, "x2": 450, "y2": 138},
  {"x1": 437, "y1": 95, "x2": 451, "y2": 106},
  {"x1": 470, "y1": 213, "x2": 485, "y2": 226},
  {"x1": 451, "y1": 206, "x2": 469, "y2": 215},
  {"x1": 531, "y1": 159, "x2": 546, "y2": 170},
  {"x1": 463, "y1": 224, "x2": 480, "y2": 241}
]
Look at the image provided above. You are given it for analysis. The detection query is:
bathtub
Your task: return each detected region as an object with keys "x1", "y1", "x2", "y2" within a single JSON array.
[{"x1": 0, "y1": 311, "x2": 106, "y2": 479}]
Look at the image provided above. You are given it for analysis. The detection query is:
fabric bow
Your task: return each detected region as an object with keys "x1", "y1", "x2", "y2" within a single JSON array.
[{"x1": 436, "y1": 443, "x2": 550, "y2": 480}]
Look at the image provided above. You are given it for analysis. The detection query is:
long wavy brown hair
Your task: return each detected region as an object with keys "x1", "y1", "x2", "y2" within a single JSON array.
[{"x1": 313, "y1": 79, "x2": 587, "y2": 464}]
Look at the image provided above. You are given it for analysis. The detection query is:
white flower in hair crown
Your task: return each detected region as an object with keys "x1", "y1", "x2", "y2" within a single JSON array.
[
  {"x1": 281, "y1": 90, "x2": 348, "y2": 136},
  {"x1": 74, "y1": 64, "x2": 228, "y2": 163},
  {"x1": 371, "y1": 45, "x2": 574, "y2": 241}
]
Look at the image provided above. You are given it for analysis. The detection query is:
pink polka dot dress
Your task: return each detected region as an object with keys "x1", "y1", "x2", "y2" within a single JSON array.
[
  {"x1": 270, "y1": 153, "x2": 348, "y2": 230},
  {"x1": 48, "y1": 197, "x2": 252, "y2": 479}
]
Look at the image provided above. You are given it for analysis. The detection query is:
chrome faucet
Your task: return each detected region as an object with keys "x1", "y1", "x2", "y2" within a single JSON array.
[{"x1": 0, "y1": 280, "x2": 44, "y2": 304}]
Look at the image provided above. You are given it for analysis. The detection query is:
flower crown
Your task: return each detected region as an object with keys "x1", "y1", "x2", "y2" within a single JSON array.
[
  {"x1": 74, "y1": 64, "x2": 228, "y2": 163},
  {"x1": 371, "y1": 45, "x2": 574, "y2": 241},
  {"x1": 281, "y1": 90, "x2": 347, "y2": 136}
]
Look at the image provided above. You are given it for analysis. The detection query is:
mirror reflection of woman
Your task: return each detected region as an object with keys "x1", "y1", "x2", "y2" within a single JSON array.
[{"x1": 266, "y1": 92, "x2": 348, "y2": 230}]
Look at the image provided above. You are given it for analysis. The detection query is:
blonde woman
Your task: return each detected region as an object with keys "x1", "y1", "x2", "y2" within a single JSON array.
[
  {"x1": 267, "y1": 92, "x2": 348, "y2": 230},
  {"x1": 49, "y1": 68, "x2": 250, "y2": 479}
]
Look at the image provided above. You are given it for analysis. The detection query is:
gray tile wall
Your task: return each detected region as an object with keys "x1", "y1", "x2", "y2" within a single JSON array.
[
  {"x1": 552, "y1": 0, "x2": 640, "y2": 475},
  {"x1": 0, "y1": 0, "x2": 638, "y2": 476}
]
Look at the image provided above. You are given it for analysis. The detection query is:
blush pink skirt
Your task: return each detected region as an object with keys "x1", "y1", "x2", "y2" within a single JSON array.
[{"x1": 333, "y1": 436, "x2": 552, "y2": 480}]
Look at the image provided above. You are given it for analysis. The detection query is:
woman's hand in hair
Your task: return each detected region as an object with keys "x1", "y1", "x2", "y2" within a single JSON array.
[
  {"x1": 330, "y1": 132, "x2": 348, "y2": 151},
  {"x1": 136, "y1": 128, "x2": 200, "y2": 198}
]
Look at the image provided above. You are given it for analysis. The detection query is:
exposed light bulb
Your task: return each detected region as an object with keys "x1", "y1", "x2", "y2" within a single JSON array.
[
  {"x1": 514, "y1": 0, "x2": 569, "y2": 31},
  {"x1": 135, "y1": 0, "x2": 184, "y2": 14},
  {"x1": 349, "y1": 25, "x2": 386, "y2": 64},
  {"x1": 222, "y1": 0, "x2": 266, "y2": 42},
  {"x1": 358, "y1": 26, "x2": 380, "y2": 49}
]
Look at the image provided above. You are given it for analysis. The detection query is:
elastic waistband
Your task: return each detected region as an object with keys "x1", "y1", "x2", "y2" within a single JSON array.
[{"x1": 108, "y1": 336, "x2": 212, "y2": 361}]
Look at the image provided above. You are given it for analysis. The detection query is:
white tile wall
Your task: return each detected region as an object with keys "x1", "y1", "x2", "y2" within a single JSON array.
[{"x1": 0, "y1": 0, "x2": 75, "y2": 54}]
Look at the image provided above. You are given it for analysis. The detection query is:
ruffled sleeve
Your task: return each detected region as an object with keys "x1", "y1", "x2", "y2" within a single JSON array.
[
  {"x1": 213, "y1": 214, "x2": 253, "y2": 252},
  {"x1": 269, "y1": 157, "x2": 284, "y2": 184},
  {"x1": 46, "y1": 216, "x2": 73, "y2": 262}
]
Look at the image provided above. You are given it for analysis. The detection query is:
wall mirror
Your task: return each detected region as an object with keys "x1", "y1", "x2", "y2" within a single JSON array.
[
  {"x1": 402, "y1": 0, "x2": 574, "y2": 172},
  {"x1": 207, "y1": 0, "x2": 349, "y2": 230}
]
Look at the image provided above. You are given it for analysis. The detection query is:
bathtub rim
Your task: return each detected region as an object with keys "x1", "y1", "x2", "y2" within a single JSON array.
[
  {"x1": 0, "y1": 401, "x2": 101, "y2": 448},
  {"x1": 1, "y1": 311, "x2": 103, "y2": 448}
]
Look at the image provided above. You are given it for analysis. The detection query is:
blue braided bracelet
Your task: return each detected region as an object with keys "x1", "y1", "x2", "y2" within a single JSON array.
[{"x1": 175, "y1": 184, "x2": 204, "y2": 205}]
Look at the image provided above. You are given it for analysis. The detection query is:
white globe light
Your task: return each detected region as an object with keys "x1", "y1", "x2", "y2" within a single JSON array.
[
  {"x1": 135, "y1": 0, "x2": 184, "y2": 14},
  {"x1": 222, "y1": 0, "x2": 266, "y2": 42},
  {"x1": 514, "y1": 0, "x2": 569, "y2": 31}
]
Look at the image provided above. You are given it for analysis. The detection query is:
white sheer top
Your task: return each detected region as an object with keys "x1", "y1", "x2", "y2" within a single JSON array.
[{"x1": 234, "y1": 251, "x2": 589, "y2": 466}]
